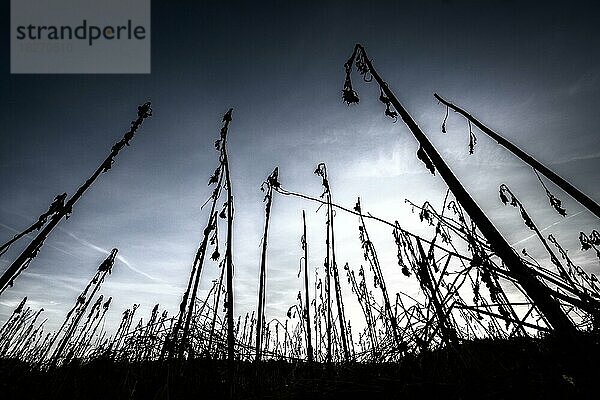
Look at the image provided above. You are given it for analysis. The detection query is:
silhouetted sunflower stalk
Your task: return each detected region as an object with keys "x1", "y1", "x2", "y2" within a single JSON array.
[
  {"x1": 107, "y1": 312, "x2": 142, "y2": 360},
  {"x1": 0, "y1": 102, "x2": 152, "y2": 295},
  {"x1": 301, "y1": 210, "x2": 314, "y2": 362},
  {"x1": 406, "y1": 197, "x2": 492, "y2": 320},
  {"x1": 548, "y1": 235, "x2": 600, "y2": 298},
  {"x1": 50, "y1": 249, "x2": 118, "y2": 366},
  {"x1": 207, "y1": 259, "x2": 227, "y2": 356},
  {"x1": 115, "y1": 304, "x2": 172, "y2": 362},
  {"x1": 532, "y1": 169, "x2": 567, "y2": 216},
  {"x1": 394, "y1": 199, "x2": 509, "y2": 350},
  {"x1": 284, "y1": 298, "x2": 306, "y2": 359},
  {"x1": 0, "y1": 298, "x2": 46, "y2": 358},
  {"x1": 219, "y1": 109, "x2": 237, "y2": 369},
  {"x1": 314, "y1": 162, "x2": 351, "y2": 362},
  {"x1": 255, "y1": 167, "x2": 279, "y2": 362},
  {"x1": 500, "y1": 184, "x2": 600, "y2": 320},
  {"x1": 546, "y1": 235, "x2": 600, "y2": 330},
  {"x1": 345, "y1": 263, "x2": 380, "y2": 360},
  {"x1": 434, "y1": 92, "x2": 600, "y2": 220},
  {"x1": 0, "y1": 193, "x2": 66, "y2": 257},
  {"x1": 140, "y1": 305, "x2": 169, "y2": 361},
  {"x1": 28, "y1": 332, "x2": 52, "y2": 363},
  {"x1": 153, "y1": 310, "x2": 172, "y2": 358},
  {"x1": 437, "y1": 99, "x2": 477, "y2": 154},
  {"x1": 393, "y1": 215, "x2": 468, "y2": 349},
  {"x1": 270, "y1": 170, "x2": 532, "y2": 345},
  {"x1": 174, "y1": 205, "x2": 219, "y2": 357},
  {"x1": 500, "y1": 184, "x2": 570, "y2": 280},
  {"x1": 346, "y1": 45, "x2": 576, "y2": 336},
  {"x1": 314, "y1": 271, "x2": 323, "y2": 361},
  {"x1": 238, "y1": 311, "x2": 254, "y2": 359},
  {"x1": 354, "y1": 198, "x2": 402, "y2": 353},
  {"x1": 13, "y1": 314, "x2": 46, "y2": 361},
  {"x1": 549, "y1": 236, "x2": 600, "y2": 320},
  {"x1": 169, "y1": 108, "x2": 235, "y2": 360},
  {"x1": 0, "y1": 307, "x2": 31, "y2": 355},
  {"x1": 41, "y1": 277, "x2": 106, "y2": 364},
  {"x1": 77, "y1": 297, "x2": 112, "y2": 359},
  {"x1": 69, "y1": 295, "x2": 105, "y2": 359},
  {"x1": 40, "y1": 300, "x2": 78, "y2": 365},
  {"x1": 271, "y1": 180, "x2": 467, "y2": 268},
  {"x1": 579, "y1": 230, "x2": 600, "y2": 263},
  {"x1": 404, "y1": 198, "x2": 465, "y2": 247},
  {"x1": 273, "y1": 320, "x2": 283, "y2": 357},
  {"x1": 172, "y1": 267, "x2": 225, "y2": 357},
  {"x1": 111, "y1": 303, "x2": 140, "y2": 359},
  {"x1": 393, "y1": 225, "x2": 414, "y2": 278},
  {"x1": 236, "y1": 312, "x2": 248, "y2": 358},
  {"x1": 132, "y1": 304, "x2": 160, "y2": 361},
  {"x1": 444, "y1": 199, "x2": 525, "y2": 335},
  {"x1": 271, "y1": 170, "x2": 486, "y2": 353},
  {"x1": 390, "y1": 201, "x2": 482, "y2": 340},
  {"x1": 247, "y1": 311, "x2": 256, "y2": 357},
  {"x1": 262, "y1": 324, "x2": 271, "y2": 357},
  {"x1": 443, "y1": 200, "x2": 491, "y2": 252},
  {"x1": 0, "y1": 297, "x2": 27, "y2": 340},
  {"x1": 391, "y1": 291, "x2": 426, "y2": 350},
  {"x1": 416, "y1": 236, "x2": 459, "y2": 347},
  {"x1": 344, "y1": 45, "x2": 437, "y2": 174},
  {"x1": 121, "y1": 309, "x2": 165, "y2": 362},
  {"x1": 0, "y1": 307, "x2": 31, "y2": 356}
]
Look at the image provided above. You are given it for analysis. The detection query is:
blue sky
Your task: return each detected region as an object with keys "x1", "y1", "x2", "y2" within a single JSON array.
[{"x1": 1, "y1": 0, "x2": 599, "y2": 334}]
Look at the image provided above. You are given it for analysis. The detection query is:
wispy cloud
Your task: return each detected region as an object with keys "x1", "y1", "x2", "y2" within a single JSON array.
[
  {"x1": 60, "y1": 229, "x2": 162, "y2": 283},
  {"x1": 556, "y1": 151, "x2": 600, "y2": 165},
  {"x1": 563, "y1": 70, "x2": 600, "y2": 97},
  {"x1": 0, "y1": 221, "x2": 78, "y2": 258},
  {"x1": 0, "y1": 221, "x2": 20, "y2": 234},
  {"x1": 511, "y1": 211, "x2": 584, "y2": 247}
]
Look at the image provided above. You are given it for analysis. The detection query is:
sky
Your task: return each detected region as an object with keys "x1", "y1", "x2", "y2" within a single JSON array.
[{"x1": 1, "y1": 0, "x2": 600, "y2": 335}]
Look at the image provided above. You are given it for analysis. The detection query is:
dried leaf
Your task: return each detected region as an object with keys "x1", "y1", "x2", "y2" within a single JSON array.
[
  {"x1": 579, "y1": 232, "x2": 591, "y2": 251},
  {"x1": 441, "y1": 106, "x2": 449, "y2": 134},
  {"x1": 402, "y1": 265, "x2": 410, "y2": 277},
  {"x1": 499, "y1": 189, "x2": 509, "y2": 205},
  {"x1": 222, "y1": 108, "x2": 233, "y2": 122},
  {"x1": 417, "y1": 146, "x2": 435, "y2": 175},
  {"x1": 384, "y1": 104, "x2": 398, "y2": 121},
  {"x1": 520, "y1": 208, "x2": 536, "y2": 230},
  {"x1": 468, "y1": 120, "x2": 477, "y2": 155},
  {"x1": 342, "y1": 88, "x2": 360, "y2": 105}
]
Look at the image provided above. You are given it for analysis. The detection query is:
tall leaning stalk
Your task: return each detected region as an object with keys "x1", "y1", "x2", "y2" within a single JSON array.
[
  {"x1": 343, "y1": 44, "x2": 575, "y2": 336},
  {"x1": 0, "y1": 103, "x2": 152, "y2": 295},
  {"x1": 414, "y1": 238, "x2": 458, "y2": 347},
  {"x1": 355, "y1": 198, "x2": 402, "y2": 350},
  {"x1": 51, "y1": 249, "x2": 118, "y2": 365},
  {"x1": 434, "y1": 93, "x2": 600, "y2": 220},
  {"x1": 220, "y1": 109, "x2": 236, "y2": 368},
  {"x1": 172, "y1": 108, "x2": 232, "y2": 358},
  {"x1": 499, "y1": 184, "x2": 600, "y2": 316},
  {"x1": 315, "y1": 163, "x2": 349, "y2": 361},
  {"x1": 302, "y1": 210, "x2": 314, "y2": 362},
  {"x1": 255, "y1": 168, "x2": 279, "y2": 361}
]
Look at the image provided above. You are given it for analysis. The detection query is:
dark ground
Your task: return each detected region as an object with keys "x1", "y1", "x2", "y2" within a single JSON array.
[{"x1": 1, "y1": 334, "x2": 598, "y2": 399}]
